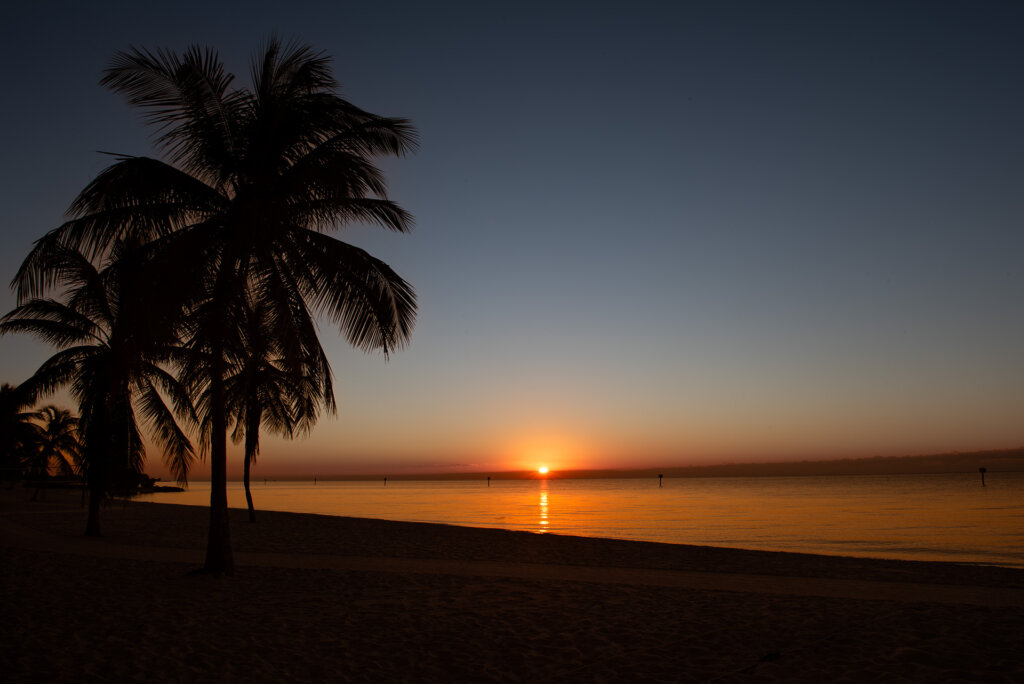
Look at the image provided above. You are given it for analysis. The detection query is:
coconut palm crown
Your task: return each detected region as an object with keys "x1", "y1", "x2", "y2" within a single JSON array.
[
  {"x1": 12, "y1": 39, "x2": 418, "y2": 573},
  {"x1": 25, "y1": 405, "x2": 82, "y2": 501}
]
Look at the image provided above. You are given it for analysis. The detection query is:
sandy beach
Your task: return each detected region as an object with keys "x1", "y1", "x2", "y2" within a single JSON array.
[{"x1": 2, "y1": 489, "x2": 1022, "y2": 682}]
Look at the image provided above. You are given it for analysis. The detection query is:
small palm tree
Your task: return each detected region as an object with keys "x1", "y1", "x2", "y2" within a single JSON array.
[
  {"x1": 14, "y1": 39, "x2": 417, "y2": 573},
  {"x1": 2, "y1": 243, "x2": 196, "y2": 535},
  {"x1": 25, "y1": 406, "x2": 81, "y2": 501},
  {"x1": 191, "y1": 298, "x2": 334, "y2": 522}
]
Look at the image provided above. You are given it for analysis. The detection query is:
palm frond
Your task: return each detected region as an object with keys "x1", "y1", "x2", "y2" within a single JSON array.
[
  {"x1": 252, "y1": 37, "x2": 336, "y2": 98},
  {"x1": 135, "y1": 379, "x2": 194, "y2": 484},
  {"x1": 292, "y1": 196, "x2": 414, "y2": 234},
  {"x1": 102, "y1": 46, "x2": 243, "y2": 185},
  {"x1": 286, "y1": 230, "x2": 416, "y2": 355},
  {"x1": 19, "y1": 346, "x2": 103, "y2": 401},
  {"x1": 321, "y1": 116, "x2": 419, "y2": 158},
  {"x1": 141, "y1": 361, "x2": 198, "y2": 425},
  {"x1": 13, "y1": 238, "x2": 107, "y2": 306},
  {"x1": 0, "y1": 300, "x2": 101, "y2": 347},
  {"x1": 69, "y1": 156, "x2": 225, "y2": 225}
]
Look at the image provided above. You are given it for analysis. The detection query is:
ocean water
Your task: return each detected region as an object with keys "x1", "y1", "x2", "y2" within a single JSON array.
[{"x1": 141, "y1": 472, "x2": 1024, "y2": 568}]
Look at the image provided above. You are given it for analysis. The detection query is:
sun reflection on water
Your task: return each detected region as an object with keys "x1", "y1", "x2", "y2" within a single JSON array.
[{"x1": 538, "y1": 480, "x2": 549, "y2": 530}]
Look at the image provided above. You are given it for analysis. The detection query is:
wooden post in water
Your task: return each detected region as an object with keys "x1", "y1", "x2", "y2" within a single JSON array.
[
  {"x1": 384, "y1": 476, "x2": 387, "y2": 487},
  {"x1": 487, "y1": 476, "x2": 491, "y2": 487},
  {"x1": 658, "y1": 473, "x2": 664, "y2": 488},
  {"x1": 979, "y1": 467, "x2": 987, "y2": 486}
]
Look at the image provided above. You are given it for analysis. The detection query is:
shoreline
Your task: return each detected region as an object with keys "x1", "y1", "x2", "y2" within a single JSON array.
[
  {"x1": 3, "y1": 490, "x2": 1023, "y2": 682},
  {"x1": 140, "y1": 475, "x2": 1024, "y2": 571},
  {"x1": 7, "y1": 489, "x2": 1024, "y2": 586}
]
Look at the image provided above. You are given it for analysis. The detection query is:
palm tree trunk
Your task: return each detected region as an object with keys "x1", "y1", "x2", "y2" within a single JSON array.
[
  {"x1": 243, "y1": 406, "x2": 260, "y2": 523},
  {"x1": 29, "y1": 461, "x2": 44, "y2": 501},
  {"x1": 85, "y1": 483, "x2": 102, "y2": 536},
  {"x1": 84, "y1": 425, "x2": 106, "y2": 536},
  {"x1": 243, "y1": 449, "x2": 255, "y2": 523},
  {"x1": 85, "y1": 446, "x2": 103, "y2": 536},
  {"x1": 242, "y1": 454, "x2": 255, "y2": 522},
  {"x1": 204, "y1": 347, "x2": 234, "y2": 575}
]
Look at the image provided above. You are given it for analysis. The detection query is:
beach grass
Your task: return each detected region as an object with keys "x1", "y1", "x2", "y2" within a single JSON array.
[{"x1": 2, "y1": 489, "x2": 1023, "y2": 682}]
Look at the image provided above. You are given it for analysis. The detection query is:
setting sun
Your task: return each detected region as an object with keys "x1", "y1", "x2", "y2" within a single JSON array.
[{"x1": 538, "y1": 466, "x2": 549, "y2": 475}]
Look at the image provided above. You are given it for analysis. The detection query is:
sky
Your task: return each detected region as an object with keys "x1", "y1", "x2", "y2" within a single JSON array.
[{"x1": 2, "y1": 1, "x2": 1022, "y2": 477}]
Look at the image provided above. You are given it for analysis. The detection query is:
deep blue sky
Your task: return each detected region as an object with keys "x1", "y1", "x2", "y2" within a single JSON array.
[{"x1": 2, "y1": 1, "x2": 1022, "y2": 475}]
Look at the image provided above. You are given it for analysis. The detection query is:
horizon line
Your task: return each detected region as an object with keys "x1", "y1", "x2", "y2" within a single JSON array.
[{"x1": 175, "y1": 447, "x2": 1024, "y2": 482}]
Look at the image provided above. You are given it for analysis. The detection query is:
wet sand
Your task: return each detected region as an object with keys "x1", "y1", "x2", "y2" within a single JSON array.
[{"x1": 2, "y1": 489, "x2": 1022, "y2": 682}]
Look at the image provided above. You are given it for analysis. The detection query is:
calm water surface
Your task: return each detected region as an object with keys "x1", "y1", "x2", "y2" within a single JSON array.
[{"x1": 142, "y1": 472, "x2": 1024, "y2": 568}]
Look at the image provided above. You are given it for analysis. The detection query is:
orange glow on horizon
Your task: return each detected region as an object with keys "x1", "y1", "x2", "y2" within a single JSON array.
[{"x1": 503, "y1": 431, "x2": 589, "y2": 473}]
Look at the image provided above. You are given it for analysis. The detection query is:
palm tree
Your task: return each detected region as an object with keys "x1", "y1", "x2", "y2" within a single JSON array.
[
  {"x1": 2, "y1": 243, "x2": 195, "y2": 535},
  {"x1": 192, "y1": 298, "x2": 334, "y2": 522},
  {"x1": 14, "y1": 40, "x2": 417, "y2": 574},
  {"x1": 0, "y1": 382, "x2": 39, "y2": 484},
  {"x1": 25, "y1": 405, "x2": 81, "y2": 501}
]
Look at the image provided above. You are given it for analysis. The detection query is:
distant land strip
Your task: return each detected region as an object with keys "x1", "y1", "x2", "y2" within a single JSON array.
[{"x1": 235, "y1": 447, "x2": 1024, "y2": 481}]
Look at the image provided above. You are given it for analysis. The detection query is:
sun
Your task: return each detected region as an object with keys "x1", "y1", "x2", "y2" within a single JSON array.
[{"x1": 538, "y1": 466, "x2": 549, "y2": 475}]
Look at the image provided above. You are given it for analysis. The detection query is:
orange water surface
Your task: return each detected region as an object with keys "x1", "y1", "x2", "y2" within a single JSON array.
[{"x1": 142, "y1": 472, "x2": 1024, "y2": 568}]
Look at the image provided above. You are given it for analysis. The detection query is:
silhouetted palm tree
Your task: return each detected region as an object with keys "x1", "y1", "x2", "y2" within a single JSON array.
[
  {"x1": 2, "y1": 244, "x2": 195, "y2": 535},
  {"x1": 14, "y1": 39, "x2": 417, "y2": 573},
  {"x1": 192, "y1": 298, "x2": 333, "y2": 522},
  {"x1": 25, "y1": 405, "x2": 81, "y2": 501},
  {"x1": 0, "y1": 383, "x2": 39, "y2": 484}
]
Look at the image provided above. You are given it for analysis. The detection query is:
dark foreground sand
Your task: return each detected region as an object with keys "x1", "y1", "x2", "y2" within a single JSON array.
[{"x1": 2, "y1": 489, "x2": 1022, "y2": 683}]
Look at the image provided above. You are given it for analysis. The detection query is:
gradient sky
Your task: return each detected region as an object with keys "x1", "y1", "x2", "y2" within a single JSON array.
[{"x1": 2, "y1": 1, "x2": 1022, "y2": 477}]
